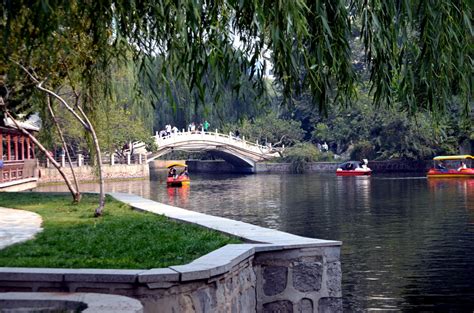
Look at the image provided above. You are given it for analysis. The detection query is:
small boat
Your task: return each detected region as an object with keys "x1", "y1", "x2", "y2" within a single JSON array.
[
  {"x1": 166, "y1": 162, "x2": 190, "y2": 187},
  {"x1": 427, "y1": 155, "x2": 474, "y2": 178},
  {"x1": 336, "y1": 159, "x2": 372, "y2": 176}
]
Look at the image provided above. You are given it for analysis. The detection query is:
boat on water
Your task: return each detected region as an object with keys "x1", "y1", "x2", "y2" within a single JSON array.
[
  {"x1": 336, "y1": 159, "x2": 372, "y2": 176},
  {"x1": 427, "y1": 155, "x2": 474, "y2": 178},
  {"x1": 166, "y1": 163, "x2": 190, "y2": 187}
]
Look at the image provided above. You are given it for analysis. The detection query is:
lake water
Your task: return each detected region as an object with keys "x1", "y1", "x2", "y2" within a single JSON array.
[{"x1": 36, "y1": 172, "x2": 474, "y2": 311}]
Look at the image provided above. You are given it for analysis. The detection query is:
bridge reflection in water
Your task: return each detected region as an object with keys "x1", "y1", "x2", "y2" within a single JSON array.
[{"x1": 35, "y1": 173, "x2": 474, "y2": 311}]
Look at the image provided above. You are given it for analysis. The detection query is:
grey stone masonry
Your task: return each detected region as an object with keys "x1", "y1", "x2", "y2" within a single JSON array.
[
  {"x1": 0, "y1": 193, "x2": 342, "y2": 312},
  {"x1": 0, "y1": 292, "x2": 143, "y2": 312}
]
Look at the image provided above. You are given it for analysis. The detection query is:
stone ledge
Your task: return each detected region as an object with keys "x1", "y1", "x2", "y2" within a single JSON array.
[
  {"x1": 109, "y1": 193, "x2": 341, "y2": 247},
  {"x1": 138, "y1": 268, "x2": 180, "y2": 283},
  {"x1": 0, "y1": 177, "x2": 38, "y2": 188},
  {"x1": 170, "y1": 244, "x2": 257, "y2": 281},
  {"x1": 0, "y1": 193, "x2": 341, "y2": 286},
  {"x1": 110, "y1": 193, "x2": 341, "y2": 284},
  {"x1": 0, "y1": 292, "x2": 143, "y2": 313}
]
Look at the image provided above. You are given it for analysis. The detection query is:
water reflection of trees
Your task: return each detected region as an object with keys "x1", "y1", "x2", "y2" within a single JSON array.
[{"x1": 399, "y1": 179, "x2": 474, "y2": 311}]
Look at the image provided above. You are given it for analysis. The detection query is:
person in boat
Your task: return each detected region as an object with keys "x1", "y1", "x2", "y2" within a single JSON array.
[
  {"x1": 457, "y1": 162, "x2": 467, "y2": 171},
  {"x1": 436, "y1": 161, "x2": 447, "y2": 171},
  {"x1": 179, "y1": 167, "x2": 189, "y2": 178},
  {"x1": 168, "y1": 166, "x2": 177, "y2": 178}
]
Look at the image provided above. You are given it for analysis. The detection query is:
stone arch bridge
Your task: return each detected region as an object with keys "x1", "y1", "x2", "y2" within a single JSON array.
[{"x1": 147, "y1": 131, "x2": 282, "y2": 173}]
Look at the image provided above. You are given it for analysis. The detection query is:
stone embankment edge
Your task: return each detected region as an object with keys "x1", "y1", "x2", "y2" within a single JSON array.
[
  {"x1": 0, "y1": 192, "x2": 341, "y2": 287},
  {"x1": 0, "y1": 292, "x2": 143, "y2": 313}
]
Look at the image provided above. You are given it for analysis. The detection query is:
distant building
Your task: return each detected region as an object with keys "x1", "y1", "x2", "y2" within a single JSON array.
[{"x1": 0, "y1": 116, "x2": 39, "y2": 191}]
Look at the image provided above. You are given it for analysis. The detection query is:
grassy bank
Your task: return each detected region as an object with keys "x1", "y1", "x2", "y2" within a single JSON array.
[{"x1": 0, "y1": 192, "x2": 240, "y2": 269}]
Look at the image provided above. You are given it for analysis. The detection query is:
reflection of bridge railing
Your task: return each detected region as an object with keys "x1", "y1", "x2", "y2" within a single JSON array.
[{"x1": 152, "y1": 130, "x2": 280, "y2": 162}]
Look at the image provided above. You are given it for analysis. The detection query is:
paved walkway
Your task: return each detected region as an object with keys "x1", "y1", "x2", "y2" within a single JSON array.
[{"x1": 0, "y1": 207, "x2": 43, "y2": 250}]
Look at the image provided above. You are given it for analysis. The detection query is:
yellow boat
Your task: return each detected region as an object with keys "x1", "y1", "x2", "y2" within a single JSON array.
[{"x1": 427, "y1": 155, "x2": 474, "y2": 178}]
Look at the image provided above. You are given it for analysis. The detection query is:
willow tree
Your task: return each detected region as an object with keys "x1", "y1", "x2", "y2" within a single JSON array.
[{"x1": 1, "y1": 0, "x2": 471, "y2": 211}]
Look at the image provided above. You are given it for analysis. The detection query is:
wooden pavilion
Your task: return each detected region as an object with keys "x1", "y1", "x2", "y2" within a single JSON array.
[{"x1": 0, "y1": 118, "x2": 39, "y2": 191}]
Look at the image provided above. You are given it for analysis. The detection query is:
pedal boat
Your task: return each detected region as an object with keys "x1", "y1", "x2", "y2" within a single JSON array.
[
  {"x1": 166, "y1": 162, "x2": 191, "y2": 187},
  {"x1": 427, "y1": 155, "x2": 474, "y2": 178},
  {"x1": 167, "y1": 175, "x2": 190, "y2": 187},
  {"x1": 336, "y1": 160, "x2": 372, "y2": 176}
]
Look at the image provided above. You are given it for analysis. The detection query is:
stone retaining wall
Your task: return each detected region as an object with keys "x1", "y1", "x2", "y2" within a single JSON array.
[
  {"x1": 0, "y1": 292, "x2": 143, "y2": 313},
  {"x1": 0, "y1": 194, "x2": 342, "y2": 313},
  {"x1": 186, "y1": 159, "x2": 243, "y2": 173},
  {"x1": 188, "y1": 159, "x2": 432, "y2": 173},
  {"x1": 38, "y1": 164, "x2": 149, "y2": 183}
]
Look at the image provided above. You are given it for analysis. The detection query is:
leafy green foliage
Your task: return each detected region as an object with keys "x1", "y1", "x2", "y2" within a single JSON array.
[
  {"x1": 354, "y1": 0, "x2": 472, "y2": 116},
  {"x1": 2, "y1": 0, "x2": 470, "y2": 119},
  {"x1": 281, "y1": 142, "x2": 334, "y2": 173},
  {"x1": 222, "y1": 112, "x2": 304, "y2": 146},
  {"x1": 0, "y1": 193, "x2": 240, "y2": 269},
  {"x1": 310, "y1": 93, "x2": 469, "y2": 160}
]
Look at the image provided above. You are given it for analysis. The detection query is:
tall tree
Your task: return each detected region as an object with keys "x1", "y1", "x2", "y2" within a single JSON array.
[{"x1": 2, "y1": 1, "x2": 471, "y2": 116}]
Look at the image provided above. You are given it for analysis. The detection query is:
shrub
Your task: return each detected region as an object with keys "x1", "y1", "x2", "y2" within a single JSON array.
[{"x1": 281, "y1": 142, "x2": 334, "y2": 173}]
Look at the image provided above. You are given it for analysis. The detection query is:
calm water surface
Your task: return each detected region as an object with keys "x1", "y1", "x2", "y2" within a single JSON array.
[{"x1": 36, "y1": 173, "x2": 474, "y2": 312}]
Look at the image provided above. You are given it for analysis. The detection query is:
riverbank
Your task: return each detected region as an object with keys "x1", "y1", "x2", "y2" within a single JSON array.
[
  {"x1": 0, "y1": 192, "x2": 239, "y2": 268},
  {"x1": 38, "y1": 164, "x2": 150, "y2": 184},
  {"x1": 0, "y1": 192, "x2": 343, "y2": 312},
  {"x1": 186, "y1": 159, "x2": 433, "y2": 173}
]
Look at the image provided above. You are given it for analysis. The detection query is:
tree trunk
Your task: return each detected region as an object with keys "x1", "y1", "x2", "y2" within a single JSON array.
[
  {"x1": 77, "y1": 106, "x2": 106, "y2": 216},
  {"x1": 17, "y1": 63, "x2": 106, "y2": 216},
  {"x1": 46, "y1": 95, "x2": 82, "y2": 202}
]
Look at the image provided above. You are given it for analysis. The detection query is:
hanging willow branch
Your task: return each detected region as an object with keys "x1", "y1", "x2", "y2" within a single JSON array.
[{"x1": 1, "y1": 0, "x2": 472, "y2": 120}]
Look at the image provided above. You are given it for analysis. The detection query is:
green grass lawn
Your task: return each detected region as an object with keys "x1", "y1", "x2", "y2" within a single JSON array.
[{"x1": 0, "y1": 192, "x2": 240, "y2": 269}]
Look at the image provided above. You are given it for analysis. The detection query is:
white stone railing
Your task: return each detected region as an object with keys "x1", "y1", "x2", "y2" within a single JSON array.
[{"x1": 154, "y1": 130, "x2": 277, "y2": 157}]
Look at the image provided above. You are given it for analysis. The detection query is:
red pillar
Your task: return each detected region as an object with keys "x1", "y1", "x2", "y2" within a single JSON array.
[
  {"x1": 6, "y1": 134, "x2": 11, "y2": 161},
  {"x1": 26, "y1": 137, "x2": 31, "y2": 159},
  {"x1": 0, "y1": 133, "x2": 3, "y2": 159},
  {"x1": 20, "y1": 136, "x2": 25, "y2": 160},
  {"x1": 14, "y1": 135, "x2": 19, "y2": 161}
]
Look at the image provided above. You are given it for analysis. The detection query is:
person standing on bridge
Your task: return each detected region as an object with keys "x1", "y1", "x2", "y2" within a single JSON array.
[{"x1": 203, "y1": 120, "x2": 210, "y2": 132}]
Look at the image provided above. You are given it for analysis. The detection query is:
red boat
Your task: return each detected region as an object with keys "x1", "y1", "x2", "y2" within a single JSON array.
[
  {"x1": 166, "y1": 163, "x2": 191, "y2": 187},
  {"x1": 166, "y1": 175, "x2": 190, "y2": 187},
  {"x1": 336, "y1": 160, "x2": 372, "y2": 176},
  {"x1": 427, "y1": 155, "x2": 474, "y2": 178}
]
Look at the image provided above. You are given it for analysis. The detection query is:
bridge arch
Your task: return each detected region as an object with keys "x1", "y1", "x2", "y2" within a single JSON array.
[{"x1": 147, "y1": 131, "x2": 281, "y2": 172}]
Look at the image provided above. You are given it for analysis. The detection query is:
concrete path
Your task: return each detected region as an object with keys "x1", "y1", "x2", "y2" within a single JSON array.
[{"x1": 0, "y1": 207, "x2": 42, "y2": 250}]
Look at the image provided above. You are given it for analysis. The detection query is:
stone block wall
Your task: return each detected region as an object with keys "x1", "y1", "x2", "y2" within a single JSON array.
[
  {"x1": 0, "y1": 257, "x2": 257, "y2": 313},
  {"x1": 186, "y1": 159, "x2": 244, "y2": 173},
  {"x1": 368, "y1": 160, "x2": 431, "y2": 172},
  {"x1": 255, "y1": 247, "x2": 341, "y2": 313},
  {"x1": 38, "y1": 164, "x2": 149, "y2": 183},
  {"x1": 191, "y1": 159, "x2": 432, "y2": 174},
  {"x1": 138, "y1": 257, "x2": 257, "y2": 313}
]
